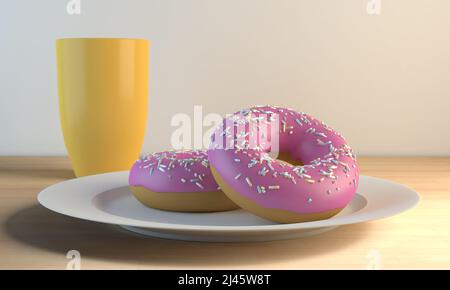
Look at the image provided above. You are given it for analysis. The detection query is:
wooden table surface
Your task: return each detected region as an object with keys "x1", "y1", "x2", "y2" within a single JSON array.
[{"x1": 0, "y1": 156, "x2": 449, "y2": 269}]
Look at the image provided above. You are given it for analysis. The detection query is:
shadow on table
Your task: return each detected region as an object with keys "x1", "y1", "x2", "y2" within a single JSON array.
[{"x1": 4, "y1": 205, "x2": 373, "y2": 268}]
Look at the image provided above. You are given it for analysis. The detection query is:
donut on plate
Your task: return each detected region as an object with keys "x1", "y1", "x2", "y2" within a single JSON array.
[
  {"x1": 129, "y1": 150, "x2": 238, "y2": 212},
  {"x1": 207, "y1": 105, "x2": 359, "y2": 223}
]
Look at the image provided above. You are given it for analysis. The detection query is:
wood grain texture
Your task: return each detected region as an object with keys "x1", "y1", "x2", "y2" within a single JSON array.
[{"x1": 0, "y1": 156, "x2": 449, "y2": 269}]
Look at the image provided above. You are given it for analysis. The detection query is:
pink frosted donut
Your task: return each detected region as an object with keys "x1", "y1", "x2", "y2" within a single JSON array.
[
  {"x1": 129, "y1": 150, "x2": 238, "y2": 212},
  {"x1": 207, "y1": 106, "x2": 359, "y2": 223}
]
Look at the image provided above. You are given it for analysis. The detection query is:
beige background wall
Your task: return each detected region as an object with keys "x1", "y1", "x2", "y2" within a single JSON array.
[{"x1": 0, "y1": 0, "x2": 449, "y2": 156}]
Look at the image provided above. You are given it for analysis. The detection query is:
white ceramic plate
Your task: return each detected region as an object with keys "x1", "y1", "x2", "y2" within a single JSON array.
[{"x1": 37, "y1": 172, "x2": 419, "y2": 242}]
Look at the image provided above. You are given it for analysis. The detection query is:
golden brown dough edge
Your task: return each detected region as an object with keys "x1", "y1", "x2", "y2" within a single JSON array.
[
  {"x1": 210, "y1": 166, "x2": 343, "y2": 223},
  {"x1": 129, "y1": 186, "x2": 239, "y2": 212}
]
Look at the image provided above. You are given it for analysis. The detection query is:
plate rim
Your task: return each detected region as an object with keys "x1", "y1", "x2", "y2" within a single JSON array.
[{"x1": 37, "y1": 171, "x2": 420, "y2": 232}]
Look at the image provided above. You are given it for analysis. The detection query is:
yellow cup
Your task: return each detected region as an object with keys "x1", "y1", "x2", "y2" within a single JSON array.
[{"x1": 56, "y1": 38, "x2": 149, "y2": 177}]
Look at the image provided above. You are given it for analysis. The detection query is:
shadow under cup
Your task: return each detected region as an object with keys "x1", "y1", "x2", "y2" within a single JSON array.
[{"x1": 56, "y1": 38, "x2": 149, "y2": 177}]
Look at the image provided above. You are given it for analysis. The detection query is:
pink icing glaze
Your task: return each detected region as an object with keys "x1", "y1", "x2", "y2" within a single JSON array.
[
  {"x1": 129, "y1": 150, "x2": 220, "y2": 193},
  {"x1": 207, "y1": 105, "x2": 359, "y2": 214}
]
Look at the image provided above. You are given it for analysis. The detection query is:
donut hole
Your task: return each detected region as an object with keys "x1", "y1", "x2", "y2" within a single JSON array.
[{"x1": 276, "y1": 151, "x2": 303, "y2": 167}]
